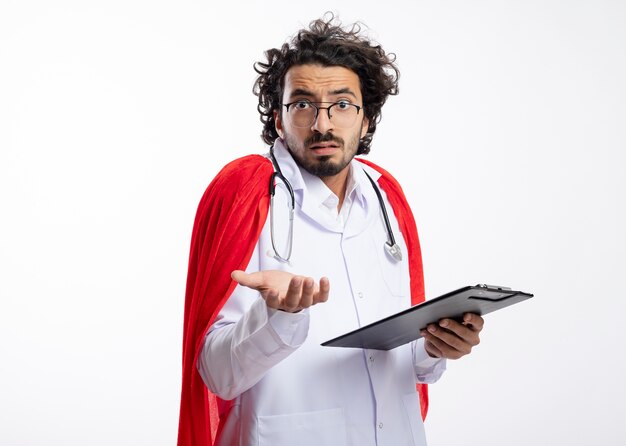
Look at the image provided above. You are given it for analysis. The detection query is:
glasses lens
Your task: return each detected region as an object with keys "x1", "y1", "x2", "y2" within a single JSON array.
[
  {"x1": 329, "y1": 103, "x2": 358, "y2": 128},
  {"x1": 289, "y1": 102, "x2": 317, "y2": 128},
  {"x1": 287, "y1": 102, "x2": 359, "y2": 128}
]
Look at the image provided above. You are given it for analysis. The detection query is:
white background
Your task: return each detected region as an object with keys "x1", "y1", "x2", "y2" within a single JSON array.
[{"x1": 1, "y1": 1, "x2": 624, "y2": 445}]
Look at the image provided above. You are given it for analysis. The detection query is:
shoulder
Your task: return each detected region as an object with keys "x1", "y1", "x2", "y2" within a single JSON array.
[
  {"x1": 195, "y1": 154, "x2": 273, "y2": 212},
  {"x1": 212, "y1": 154, "x2": 273, "y2": 188}
]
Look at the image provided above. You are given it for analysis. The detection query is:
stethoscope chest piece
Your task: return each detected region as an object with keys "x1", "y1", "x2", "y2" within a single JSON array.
[
  {"x1": 385, "y1": 242, "x2": 403, "y2": 262},
  {"x1": 363, "y1": 170, "x2": 403, "y2": 264}
]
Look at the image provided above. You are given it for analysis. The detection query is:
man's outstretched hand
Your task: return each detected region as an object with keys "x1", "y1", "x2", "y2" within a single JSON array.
[{"x1": 231, "y1": 270, "x2": 330, "y2": 313}]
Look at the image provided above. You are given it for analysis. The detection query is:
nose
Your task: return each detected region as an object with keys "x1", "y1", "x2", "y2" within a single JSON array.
[{"x1": 311, "y1": 107, "x2": 334, "y2": 133}]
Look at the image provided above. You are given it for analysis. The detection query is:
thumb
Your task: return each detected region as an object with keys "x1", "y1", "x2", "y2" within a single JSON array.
[{"x1": 231, "y1": 270, "x2": 260, "y2": 288}]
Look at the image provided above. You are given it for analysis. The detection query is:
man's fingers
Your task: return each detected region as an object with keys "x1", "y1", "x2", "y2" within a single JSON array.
[
  {"x1": 315, "y1": 277, "x2": 330, "y2": 303},
  {"x1": 440, "y1": 319, "x2": 482, "y2": 350},
  {"x1": 278, "y1": 276, "x2": 329, "y2": 312},
  {"x1": 231, "y1": 270, "x2": 261, "y2": 289},
  {"x1": 424, "y1": 340, "x2": 443, "y2": 359},
  {"x1": 265, "y1": 288, "x2": 281, "y2": 309},
  {"x1": 421, "y1": 329, "x2": 465, "y2": 359},
  {"x1": 421, "y1": 318, "x2": 482, "y2": 359},
  {"x1": 283, "y1": 276, "x2": 304, "y2": 311},
  {"x1": 230, "y1": 269, "x2": 246, "y2": 283},
  {"x1": 419, "y1": 314, "x2": 485, "y2": 360},
  {"x1": 232, "y1": 270, "x2": 331, "y2": 312},
  {"x1": 462, "y1": 313, "x2": 484, "y2": 331},
  {"x1": 300, "y1": 277, "x2": 315, "y2": 308}
]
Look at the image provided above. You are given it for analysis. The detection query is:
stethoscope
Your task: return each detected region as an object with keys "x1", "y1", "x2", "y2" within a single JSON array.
[{"x1": 268, "y1": 145, "x2": 402, "y2": 263}]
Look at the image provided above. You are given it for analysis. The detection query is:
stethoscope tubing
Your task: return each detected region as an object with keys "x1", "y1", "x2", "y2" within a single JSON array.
[{"x1": 268, "y1": 145, "x2": 401, "y2": 263}]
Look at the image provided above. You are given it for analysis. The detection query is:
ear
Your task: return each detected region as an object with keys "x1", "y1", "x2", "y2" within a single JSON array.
[
  {"x1": 274, "y1": 110, "x2": 284, "y2": 139},
  {"x1": 360, "y1": 116, "x2": 370, "y2": 139}
]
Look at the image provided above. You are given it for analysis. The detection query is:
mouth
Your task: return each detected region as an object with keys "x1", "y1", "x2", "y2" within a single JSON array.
[{"x1": 308, "y1": 142, "x2": 341, "y2": 156}]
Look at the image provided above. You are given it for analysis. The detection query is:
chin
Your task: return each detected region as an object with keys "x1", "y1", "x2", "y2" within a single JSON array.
[{"x1": 304, "y1": 157, "x2": 345, "y2": 177}]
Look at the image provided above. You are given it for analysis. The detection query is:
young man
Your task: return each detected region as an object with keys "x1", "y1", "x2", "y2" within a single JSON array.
[{"x1": 178, "y1": 15, "x2": 483, "y2": 446}]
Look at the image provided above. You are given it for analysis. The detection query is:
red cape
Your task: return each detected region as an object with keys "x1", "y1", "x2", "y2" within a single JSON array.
[{"x1": 177, "y1": 155, "x2": 428, "y2": 445}]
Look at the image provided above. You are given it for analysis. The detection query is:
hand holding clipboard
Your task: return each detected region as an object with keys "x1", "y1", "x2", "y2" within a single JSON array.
[{"x1": 322, "y1": 284, "x2": 533, "y2": 351}]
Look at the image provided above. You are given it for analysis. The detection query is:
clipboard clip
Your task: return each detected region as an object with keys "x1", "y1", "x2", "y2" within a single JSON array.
[{"x1": 477, "y1": 284, "x2": 512, "y2": 291}]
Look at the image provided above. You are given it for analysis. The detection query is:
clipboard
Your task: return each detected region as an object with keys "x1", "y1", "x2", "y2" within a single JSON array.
[{"x1": 321, "y1": 284, "x2": 533, "y2": 350}]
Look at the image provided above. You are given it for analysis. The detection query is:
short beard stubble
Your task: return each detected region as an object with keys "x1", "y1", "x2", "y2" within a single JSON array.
[{"x1": 283, "y1": 129, "x2": 362, "y2": 178}]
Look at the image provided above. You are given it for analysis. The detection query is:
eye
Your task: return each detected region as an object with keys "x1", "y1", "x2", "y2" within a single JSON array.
[
  {"x1": 335, "y1": 100, "x2": 352, "y2": 110},
  {"x1": 293, "y1": 100, "x2": 312, "y2": 110}
]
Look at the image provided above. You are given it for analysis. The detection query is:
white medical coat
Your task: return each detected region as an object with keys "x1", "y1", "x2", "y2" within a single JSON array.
[{"x1": 198, "y1": 140, "x2": 446, "y2": 446}]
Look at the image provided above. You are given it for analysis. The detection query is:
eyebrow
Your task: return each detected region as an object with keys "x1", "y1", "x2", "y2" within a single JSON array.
[
  {"x1": 330, "y1": 88, "x2": 357, "y2": 99},
  {"x1": 288, "y1": 87, "x2": 358, "y2": 100}
]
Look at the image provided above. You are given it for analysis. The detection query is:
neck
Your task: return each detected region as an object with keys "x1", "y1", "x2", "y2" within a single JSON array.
[{"x1": 320, "y1": 168, "x2": 350, "y2": 210}]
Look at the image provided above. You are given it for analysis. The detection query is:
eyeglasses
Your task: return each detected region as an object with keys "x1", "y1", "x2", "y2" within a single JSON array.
[{"x1": 282, "y1": 100, "x2": 362, "y2": 128}]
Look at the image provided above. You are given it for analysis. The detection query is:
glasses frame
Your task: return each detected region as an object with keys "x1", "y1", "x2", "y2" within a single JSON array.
[{"x1": 282, "y1": 100, "x2": 362, "y2": 128}]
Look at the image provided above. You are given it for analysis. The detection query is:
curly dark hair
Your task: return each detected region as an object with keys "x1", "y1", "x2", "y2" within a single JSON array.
[{"x1": 253, "y1": 13, "x2": 400, "y2": 155}]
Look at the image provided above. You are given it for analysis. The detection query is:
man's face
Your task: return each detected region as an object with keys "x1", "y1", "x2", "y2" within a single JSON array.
[{"x1": 274, "y1": 64, "x2": 369, "y2": 178}]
